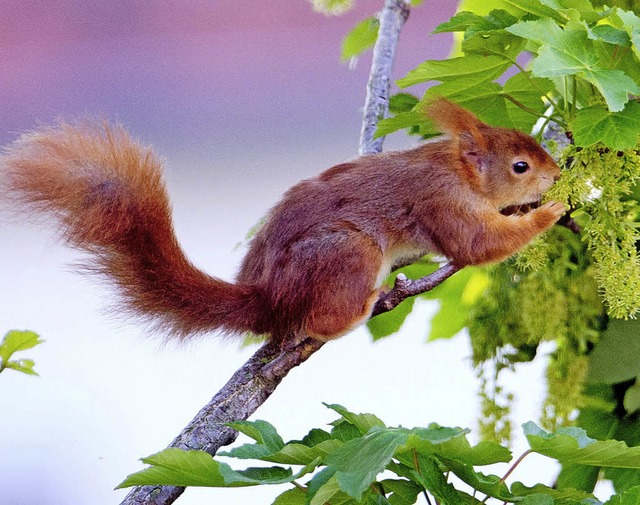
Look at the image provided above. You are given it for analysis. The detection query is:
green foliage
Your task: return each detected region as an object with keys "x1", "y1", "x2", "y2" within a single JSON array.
[
  {"x1": 379, "y1": 0, "x2": 640, "y2": 149},
  {"x1": 573, "y1": 103, "x2": 640, "y2": 150},
  {"x1": 467, "y1": 226, "x2": 606, "y2": 438},
  {"x1": 376, "y1": 1, "x2": 640, "y2": 353},
  {"x1": 0, "y1": 330, "x2": 43, "y2": 376},
  {"x1": 120, "y1": 403, "x2": 640, "y2": 504},
  {"x1": 587, "y1": 319, "x2": 640, "y2": 385}
]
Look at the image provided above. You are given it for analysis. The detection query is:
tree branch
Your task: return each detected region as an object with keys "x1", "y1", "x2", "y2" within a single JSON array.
[{"x1": 359, "y1": 0, "x2": 411, "y2": 155}]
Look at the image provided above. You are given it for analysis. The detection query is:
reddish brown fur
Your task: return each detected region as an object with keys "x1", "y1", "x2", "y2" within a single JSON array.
[{"x1": 2, "y1": 100, "x2": 564, "y2": 342}]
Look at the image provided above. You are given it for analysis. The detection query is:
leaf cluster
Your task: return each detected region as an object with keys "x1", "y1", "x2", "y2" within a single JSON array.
[
  {"x1": 468, "y1": 226, "x2": 605, "y2": 436},
  {"x1": 119, "y1": 403, "x2": 640, "y2": 504},
  {"x1": 0, "y1": 329, "x2": 43, "y2": 376},
  {"x1": 377, "y1": 0, "x2": 640, "y2": 149},
  {"x1": 548, "y1": 145, "x2": 640, "y2": 318}
]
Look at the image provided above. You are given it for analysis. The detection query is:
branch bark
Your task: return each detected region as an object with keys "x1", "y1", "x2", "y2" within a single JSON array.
[
  {"x1": 359, "y1": 0, "x2": 411, "y2": 155},
  {"x1": 119, "y1": 3, "x2": 467, "y2": 504}
]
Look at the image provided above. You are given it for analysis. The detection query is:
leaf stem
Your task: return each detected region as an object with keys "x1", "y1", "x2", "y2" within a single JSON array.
[
  {"x1": 292, "y1": 480, "x2": 307, "y2": 492},
  {"x1": 412, "y1": 449, "x2": 434, "y2": 505},
  {"x1": 510, "y1": 59, "x2": 562, "y2": 114},
  {"x1": 499, "y1": 449, "x2": 533, "y2": 485}
]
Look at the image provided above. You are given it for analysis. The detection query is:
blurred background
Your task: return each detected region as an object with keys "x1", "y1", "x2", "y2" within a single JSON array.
[{"x1": 1, "y1": 1, "x2": 557, "y2": 504}]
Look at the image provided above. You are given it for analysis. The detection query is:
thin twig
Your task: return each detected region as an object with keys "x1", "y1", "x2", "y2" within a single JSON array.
[{"x1": 372, "y1": 263, "x2": 461, "y2": 316}]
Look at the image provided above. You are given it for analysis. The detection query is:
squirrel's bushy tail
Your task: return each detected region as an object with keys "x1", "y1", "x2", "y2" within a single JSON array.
[{"x1": 2, "y1": 121, "x2": 265, "y2": 340}]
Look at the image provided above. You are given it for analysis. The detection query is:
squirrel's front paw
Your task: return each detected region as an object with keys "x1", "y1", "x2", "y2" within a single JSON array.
[
  {"x1": 524, "y1": 200, "x2": 566, "y2": 231},
  {"x1": 533, "y1": 200, "x2": 566, "y2": 227},
  {"x1": 540, "y1": 200, "x2": 566, "y2": 219}
]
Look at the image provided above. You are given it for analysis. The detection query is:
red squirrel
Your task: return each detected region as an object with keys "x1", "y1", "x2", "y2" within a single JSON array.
[{"x1": 1, "y1": 100, "x2": 564, "y2": 343}]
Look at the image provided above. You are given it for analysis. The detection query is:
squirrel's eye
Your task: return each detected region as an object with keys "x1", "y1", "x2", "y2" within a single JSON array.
[{"x1": 512, "y1": 161, "x2": 529, "y2": 174}]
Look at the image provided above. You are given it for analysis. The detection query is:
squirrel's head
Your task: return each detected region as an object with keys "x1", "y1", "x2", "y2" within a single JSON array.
[{"x1": 426, "y1": 98, "x2": 561, "y2": 210}]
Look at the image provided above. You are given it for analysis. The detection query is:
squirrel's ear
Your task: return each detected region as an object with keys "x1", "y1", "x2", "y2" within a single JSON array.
[{"x1": 425, "y1": 98, "x2": 488, "y2": 153}]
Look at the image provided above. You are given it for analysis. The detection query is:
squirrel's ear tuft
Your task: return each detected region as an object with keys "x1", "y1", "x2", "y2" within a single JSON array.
[{"x1": 424, "y1": 98, "x2": 488, "y2": 152}]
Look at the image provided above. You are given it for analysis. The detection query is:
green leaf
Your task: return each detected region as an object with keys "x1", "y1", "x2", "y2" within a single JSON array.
[
  {"x1": 308, "y1": 473, "x2": 354, "y2": 505},
  {"x1": 625, "y1": 382, "x2": 640, "y2": 415},
  {"x1": 588, "y1": 318, "x2": 640, "y2": 385},
  {"x1": 612, "y1": 8, "x2": 640, "y2": 60},
  {"x1": 539, "y1": 0, "x2": 603, "y2": 23},
  {"x1": 405, "y1": 425, "x2": 512, "y2": 465},
  {"x1": 605, "y1": 468, "x2": 640, "y2": 495},
  {"x1": 374, "y1": 111, "x2": 426, "y2": 139},
  {"x1": 501, "y1": 71, "x2": 554, "y2": 130},
  {"x1": 221, "y1": 420, "x2": 340, "y2": 465},
  {"x1": 421, "y1": 269, "x2": 489, "y2": 341},
  {"x1": 508, "y1": 19, "x2": 640, "y2": 110},
  {"x1": 434, "y1": 9, "x2": 518, "y2": 35},
  {"x1": 366, "y1": 295, "x2": 418, "y2": 338},
  {"x1": 590, "y1": 25, "x2": 631, "y2": 46},
  {"x1": 510, "y1": 481, "x2": 596, "y2": 502},
  {"x1": 427, "y1": 301, "x2": 469, "y2": 341},
  {"x1": 605, "y1": 486, "x2": 640, "y2": 505},
  {"x1": 509, "y1": 19, "x2": 598, "y2": 74},
  {"x1": 325, "y1": 403, "x2": 387, "y2": 435},
  {"x1": 325, "y1": 429, "x2": 408, "y2": 500},
  {"x1": 555, "y1": 463, "x2": 600, "y2": 493},
  {"x1": 388, "y1": 93, "x2": 419, "y2": 114},
  {"x1": 0, "y1": 330, "x2": 43, "y2": 361},
  {"x1": 5, "y1": 359, "x2": 38, "y2": 376},
  {"x1": 422, "y1": 80, "x2": 523, "y2": 129},
  {"x1": 461, "y1": 30, "x2": 527, "y2": 61},
  {"x1": 341, "y1": 17, "x2": 379, "y2": 61},
  {"x1": 524, "y1": 422, "x2": 640, "y2": 468},
  {"x1": 433, "y1": 11, "x2": 491, "y2": 33},
  {"x1": 573, "y1": 102, "x2": 640, "y2": 150},
  {"x1": 519, "y1": 494, "x2": 554, "y2": 505},
  {"x1": 500, "y1": 0, "x2": 567, "y2": 22},
  {"x1": 0, "y1": 330, "x2": 44, "y2": 376},
  {"x1": 227, "y1": 420, "x2": 285, "y2": 450},
  {"x1": 580, "y1": 68, "x2": 640, "y2": 112},
  {"x1": 439, "y1": 459, "x2": 513, "y2": 501},
  {"x1": 396, "y1": 55, "x2": 512, "y2": 88},
  {"x1": 307, "y1": 467, "x2": 337, "y2": 505},
  {"x1": 117, "y1": 448, "x2": 294, "y2": 488},
  {"x1": 272, "y1": 487, "x2": 307, "y2": 505},
  {"x1": 410, "y1": 453, "x2": 464, "y2": 505},
  {"x1": 380, "y1": 479, "x2": 423, "y2": 505}
]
